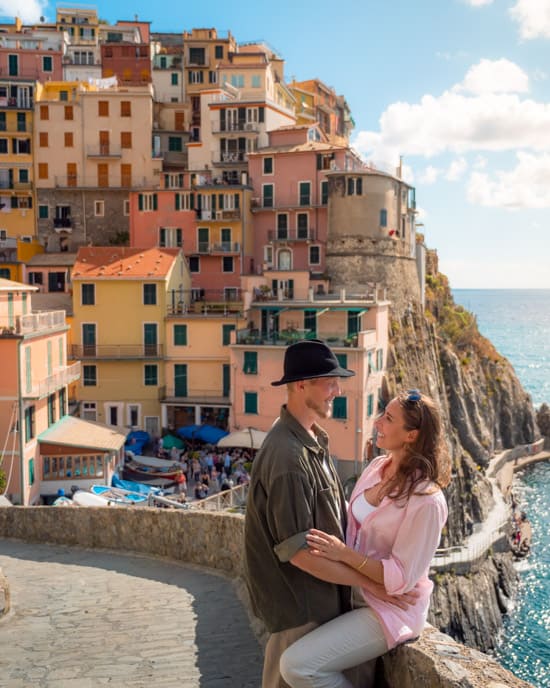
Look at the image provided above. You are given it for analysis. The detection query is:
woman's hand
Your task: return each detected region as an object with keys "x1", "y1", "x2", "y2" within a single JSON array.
[{"x1": 306, "y1": 529, "x2": 349, "y2": 562}]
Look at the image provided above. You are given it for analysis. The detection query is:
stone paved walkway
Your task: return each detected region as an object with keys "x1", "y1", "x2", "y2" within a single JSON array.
[{"x1": 0, "y1": 539, "x2": 263, "y2": 688}]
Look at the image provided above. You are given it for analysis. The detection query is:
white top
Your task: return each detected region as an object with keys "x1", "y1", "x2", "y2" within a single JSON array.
[{"x1": 351, "y1": 491, "x2": 378, "y2": 524}]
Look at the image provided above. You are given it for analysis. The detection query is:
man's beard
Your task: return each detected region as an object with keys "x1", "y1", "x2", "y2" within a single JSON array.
[{"x1": 306, "y1": 396, "x2": 333, "y2": 420}]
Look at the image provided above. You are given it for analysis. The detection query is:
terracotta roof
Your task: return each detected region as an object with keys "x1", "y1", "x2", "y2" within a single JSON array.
[
  {"x1": 72, "y1": 247, "x2": 180, "y2": 279},
  {"x1": 38, "y1": 416, "x2": 126, "y2": 452}
]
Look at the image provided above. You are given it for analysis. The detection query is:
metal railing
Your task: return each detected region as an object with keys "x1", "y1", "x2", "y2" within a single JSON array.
[
  {"x1": 70, "y1": 344, "x2": 164, "y2": 359},
  {"x1": 189, "y1": 483, "x2": 248, "y2": 511},
  {"x1": 0, "y1": 310, "x2": 67, "y2": 336},
  {"x1": 87, "y1": 144, "x2": 122, "y2": 157},
  {"x1": 23, "y1": 362, "x2": 81, "y2": 399},
  {"x1": 268, "y1": 228, "x2": 317, "y2": 242}
]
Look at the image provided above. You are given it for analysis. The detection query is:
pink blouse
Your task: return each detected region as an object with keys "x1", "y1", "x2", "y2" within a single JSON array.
[{"x1": 347, "y1": 456, "x2": 448, "y2": 648}]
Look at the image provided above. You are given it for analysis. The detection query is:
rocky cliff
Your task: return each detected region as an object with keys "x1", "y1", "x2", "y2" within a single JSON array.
[{"x1": 385, "y1": 248, "x2": 537, "y2": 652}]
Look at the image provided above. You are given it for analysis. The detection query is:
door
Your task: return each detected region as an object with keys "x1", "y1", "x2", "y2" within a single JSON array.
[
  {"x1": 143, "y1": 323, "x2": 158, "y2": 356},
  {"x1": 67, "y1": 163, "x2": 77, "y2": 188},
  {"x1": 8, "y1": 54, "x2": 18, "y2": 76},
  {"x1": 82, "y1": 323, "x2": 96, "y2": 356},
  {"x1": 99, "y1": 130, "x2": 109, "y2": 156},
  {"x1": 221, "y1": 227, "x2": 231, "y2": 251},
  {"x1": 198, "y1": 227, "x2": 209, "y2": 253},
  {"x1": 121, "y1": 164, "x2": 131, "y2": 187},
  {"x1": 174, "y1": 364, "x2": 187, "y2": 397},
  {"x1": 97, "y1": 163, "x2": 108, "y2": 187}
]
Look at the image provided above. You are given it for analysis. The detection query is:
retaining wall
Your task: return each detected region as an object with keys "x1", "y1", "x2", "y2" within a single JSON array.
[{"x1": 0, "y1": 507, "x2": 532, "y2": 687}]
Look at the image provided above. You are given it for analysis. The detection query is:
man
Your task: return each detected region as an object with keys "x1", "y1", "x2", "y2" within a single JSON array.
[{"x1": 245, "y1": 339, "x2": 406, "y2": 688}]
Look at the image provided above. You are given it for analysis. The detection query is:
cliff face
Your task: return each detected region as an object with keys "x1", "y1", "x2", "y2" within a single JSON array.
[{"x1": 385, "y1": 250, "x2": 536, "y2": 649}]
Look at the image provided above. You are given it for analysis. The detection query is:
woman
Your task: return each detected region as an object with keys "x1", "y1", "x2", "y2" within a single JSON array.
[{"x1": 280, "y1": 389, "x2": 451, "y2": 688}]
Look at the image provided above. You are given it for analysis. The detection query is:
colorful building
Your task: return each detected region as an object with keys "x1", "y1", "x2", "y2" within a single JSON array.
[
  {"x1": 70, "y1": 247, "x2": 191, "y2": 438},
  {"x1": 34, "y1": 80, "x2": 161, "y2": 252},
  {"x1": 100, "y1": 20, "x2": 152, "y2": 86},
  {"x1": 56, "y1": 5, "x2": 102, "y2": 82},
  {"x1": 289, "y1": 78, "x2": 353, "y2": 145}
]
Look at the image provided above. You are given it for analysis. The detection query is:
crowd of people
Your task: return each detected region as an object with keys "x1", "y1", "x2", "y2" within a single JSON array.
[{"x1": 155, "y1": 441, "x2": 252, "y2": 501}]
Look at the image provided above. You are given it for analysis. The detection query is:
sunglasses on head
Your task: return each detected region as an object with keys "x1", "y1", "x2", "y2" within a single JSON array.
[{"x1": 406, "y1": 389, "x2": 422, "y2": 402}]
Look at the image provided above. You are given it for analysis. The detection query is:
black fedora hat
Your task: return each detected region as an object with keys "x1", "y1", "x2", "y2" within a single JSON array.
[{"x1": 271, "y1": 339, "x2": 355, "y2": 387}]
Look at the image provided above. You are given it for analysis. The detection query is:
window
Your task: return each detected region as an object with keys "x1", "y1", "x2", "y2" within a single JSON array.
[
  {"x1": 299, "y1": 181, "x2": 311, "y2": 206},
  {"x1": 332, "y1": 397, "x2": 347, "y2": 419},
  {"x1": 309, "y1": 246, "x2": 320, "y2": 265},
  {"x1": 144, "y1": 364, "x2": 158, "y2": 386},
  {"x1": 48, "y1": 394, "x2": 56, "y2": 425},
  {"x1": 336, "y1": 353, "x2": 348, "y2": 369},
  {"x1": 123, "y1": 199, "x2": 130, "y2": 216},
  {"x1": 120, "y1": 101, "x2": 131, "y2": 117},
  {"x1": 377, "y1": 348, "x2": 383, "y2": 370},
  {"x1": 215, "y1": 45, "x2": 224, "y2": 59},
  {"x1": 175, "y1": 191, "x2": 194, "y2": 210},
  {"x1": 321, "y1": 180, "x2": 329, "y2": 205},
  {"x1": 24, "y1": 405, "x2": 35, "y2": 442},
  {"x1": 121, "y1": 164, "x2": 132, "y2": 187},
  {"x1": 64, "y1": 105, "x2": 73, "y2": 120},
  {"x1": 262, "y1": 184, "x2": 273, "y2": 208},
  {"x1": 83, "y1": 365, "x2": 97, "y2": 386},
  {"x1": 59, "y1": 90, "x2": 68, "y2": 101},
  {"x1": 94, "y1": 200, "x2": 104, "y2": 217},
  {"x1": 222, "y1": 323, "x2": 235, "y2": 346},
  {"x1": 19, "y1": 169, "x2": 28, "y2": 183},
  {"x1": 98, "y1": 101, "x2": 109, "y2": 117},
  {"x1": 174, "y1": 324, "x2": 187, "y2": 345},
  {"x1": 380, "y1": 209, "x2": 387, "y2": 227},
  {"x1": 40, "y1": 105, "x2": 49, "y2": 120},
  {"x1": 189, "y1": 70, "x2": 204, "y2": 84},
  {"x1": 138, "y1": 193, "x2": 158, "y2": 211},
  {"x1": 252, "y1": 75, "x2": 261, "y2": 88},
  {"x1": 17, "y1": 113, "x2": 26, "y2": 132},
  {"x1": 81, "y1": 283, "x2": 95, "y2": 305},
  {"x1": 38, "y1": 163, "x2": 48, "y2": 179},
  {"x1": 209, "y1": 71, "x2": 217, "y2": 84},
  {"x1": 244, "y1": 391, "x2": 258, "y2": 414},
  {"x1": 12, "y1": 139, "x2": 31, "y2": 154},
  {"x1": 159, "y1": 227, "x2": 182, "y2": 248},
  {"x1": 171, "y1": 73, "x2": 178, "y2": 85},
  {"x1": 64, "y1": 131, "x2": 74, "y2": 147},
  {"x1": 82, "y1": 402, "x2": 97, "y2": 422},
  {"x1": 0, "y1": 139, "x2": 6, "y2": 154},
  {"x1": 189, "y1": 47, "x2": 206, "y2": 65},
  {"x1": 243, "y1": 351, "x2": 258, "y2": 374},
  {"x1": 29, "y1": 458, "x2": 35, "y2": 485},
  {"x1": 121, "y1": 131, "x2": 132, "y2": 148},
  {"x1": 59, "y1": 388, "x2": 66, "y2": 417},
  {"x1": 222, "y1": 256, "x2": 234, "y2": 273},
  {"x1": 39, "y1": 205, "x2": 48, "y2": 219},
  {"x1": 189, "y1": 256, "x2": 199, "y2": 273},
  {"x1": 230, "y1": 74, "x2": 244, "y2": 88},
  {"x1": 143, "y1": 283, "x2": 157, "y2": 305},
  {"x1": 8, "y1": 54, "x2": 18, "y2": 76},
  {"x1": 263, "y1": 157, "x2": 273, "y2": 175},
  {"x1": 39, "y1": 132, "x2": 48, "y2": 147},
  {"x1": 297, "y1": 213, "x2": 308, "y2": 238},
  {"x1": 168, "y1": 136, "x2": 182, "y2": 152}
]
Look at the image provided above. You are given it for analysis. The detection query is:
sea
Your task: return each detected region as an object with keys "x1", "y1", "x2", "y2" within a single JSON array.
[{"x1": 453, "y1": 289, "x2": 550, "y2": 688}]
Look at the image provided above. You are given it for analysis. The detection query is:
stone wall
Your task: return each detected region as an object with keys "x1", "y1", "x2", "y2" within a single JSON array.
[{"x1": 0, "y1": 507, "x2": 532, "y2": 687}]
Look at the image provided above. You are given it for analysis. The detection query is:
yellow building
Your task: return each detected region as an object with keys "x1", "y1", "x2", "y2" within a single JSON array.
[{"x1": 71, "y1": 247, "x2": 191, "y2": 438}]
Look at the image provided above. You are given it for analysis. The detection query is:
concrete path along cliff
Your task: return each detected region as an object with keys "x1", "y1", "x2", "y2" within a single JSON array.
[{"x1": 0, "y1": 539, "x2": 263, "y2": 687}]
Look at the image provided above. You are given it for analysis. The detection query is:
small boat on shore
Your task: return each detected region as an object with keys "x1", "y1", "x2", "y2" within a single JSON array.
[
  {"x1": 90, "y1": 485, "x2": 148, "y2": 506},
  {"x1": 123, "y1": 454, "x2": 181, "y2": 484}
]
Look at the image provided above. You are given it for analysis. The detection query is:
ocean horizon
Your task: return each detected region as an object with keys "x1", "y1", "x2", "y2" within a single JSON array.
[{"x1": 453, "y1": 288, "x2": 550, "y2": 688}]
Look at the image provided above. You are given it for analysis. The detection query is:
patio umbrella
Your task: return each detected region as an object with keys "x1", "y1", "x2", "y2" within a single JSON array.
[
  {"x1": 217, "y1": 428, "x2": 267, "y2": 450},
  {"x1": 161, "y1": 434, "x2": 184, "y2": 450}
]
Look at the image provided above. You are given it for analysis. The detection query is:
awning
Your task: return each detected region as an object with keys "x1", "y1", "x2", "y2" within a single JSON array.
[{"x1": 38, "y1": 416, "x2": 126, "y2": 453}]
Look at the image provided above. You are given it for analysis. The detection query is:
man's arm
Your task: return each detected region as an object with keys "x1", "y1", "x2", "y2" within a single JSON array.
[{"x1": 290, "y1": 549, "x2": 417, "y2": 609}]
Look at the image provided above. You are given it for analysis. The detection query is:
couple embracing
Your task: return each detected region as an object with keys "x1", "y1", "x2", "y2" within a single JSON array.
[{"x1": 244, "y1": 339, "x2": 450, "y2": 688}]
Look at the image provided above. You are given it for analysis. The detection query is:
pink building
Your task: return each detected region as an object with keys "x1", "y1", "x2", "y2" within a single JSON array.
[
  {"x1": 247, "y1": 124, "x2": 364, "y2": 276},
  {"x1": 0, "y1": 20, "x2": 64, "y2": 82}
]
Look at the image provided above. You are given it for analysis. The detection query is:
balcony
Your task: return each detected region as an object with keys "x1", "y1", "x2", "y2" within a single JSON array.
[
  {"x1": 0, "y1": 97, "x2": 34, "y2": 110},
  {"x1": 212, "y1": 122, "x2": 259, "y2": 134},
  {"x1": 70, "y1": 344, "x2": 164, "y2": 360},
  {"x1": 52, "y1": 176, "x2": 155, "y2": 189},
  {"x1": 160, "y1": 387, "x2": 228, "y2": 402},
  {"x1": 196, "y1": 241, "x2": 240, "y2": 254},
  {"x1": 0, "y1": 310, "x2": 67, "y2": 336},
  {"x1": 87, "y1": 144, "x2": 122, "y2": 158},
  {"x1": 213, "y1": 152, "x2": 248, "y2": 165},
  {"x1": 197, "y1": 209, "x2": 241, "y2": 221},
  {"x1": 166, "y1": 288, "x2": 243, "y2": 316},
  {"x1": 268, "y1": 228, "x2": 317, "y2": 243},
  {"x1": 22, "y1": 362, "x2": 81, "y2": 400},
  {"x1": 53, "y1": 218, "x2": 73, "y2": 233}
]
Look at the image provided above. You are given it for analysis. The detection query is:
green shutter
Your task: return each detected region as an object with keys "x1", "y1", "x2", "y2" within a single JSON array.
[
  {"x1": 175, "y1": 193, "x2": 180, "y2": 210},
  {"x1": 333, "y1": 397, "x2": 347, "y2": 419},
  {"x1": 244, "y1": 392, "x2": 258, "y2": 414},
  {"x1": 153, "y1": 194, "x2": 158, "y2": 210},
  {"x1": 222, "y1": 324, "x2": 235, "y2": 346},
  {"x1": 243, "y1": 351, "x2": 257, "y2": 374},
  {"x1": 174, "y1": 324, "x2": 187, "y2": 345},
  {"x1": 138, "y1": 194, "x2": 144, "y2": 211}
]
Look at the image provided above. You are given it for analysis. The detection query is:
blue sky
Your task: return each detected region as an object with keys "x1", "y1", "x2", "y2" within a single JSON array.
[{"x1": 6, "y1": 0, "x2": 550, "y2": 288}]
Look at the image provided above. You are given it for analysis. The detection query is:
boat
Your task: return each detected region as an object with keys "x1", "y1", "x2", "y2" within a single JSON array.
[
  {"x1": 111, "y1": 473, "x2": 162, "y2": 495},
  {"x1": 52, "y1": 495, "x2": 75, "y2": 506},
  {"x1": 90, "y1": 485, "x2": 148, "y2": 506},
  {"x1": 122, "y1": 454, "x2": 182, "y2": 484},
  {"x1": 73, "y1": 490, "x2": 115, "y2": 507}
]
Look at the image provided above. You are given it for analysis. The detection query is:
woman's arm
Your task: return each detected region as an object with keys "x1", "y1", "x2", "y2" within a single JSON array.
[{"x1": 306, "y1": 529, "x2": 385, "y2": 584}]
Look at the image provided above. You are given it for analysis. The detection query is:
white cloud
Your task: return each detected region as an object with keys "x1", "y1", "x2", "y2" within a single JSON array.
[
  {"x1": 510, "y1": 0, "x2": 550, "y2": 39},
  {"x1": 467, "y1": 151, "x2": 550, "y2": 208},
  {"x1": 453, "y1": 58, "x2": 529, "y2": 94},
  {"x1": 440, "y1": 258, "x2": 550, "y2": 288},
  {"x1": 446, "y1": 157, "x2": 468, "y2": 181},
  {"x1": 473, "y1": 155, "x2": 488, "y2": 169},
  {"x1": 463, "y1": 0, "x2": 494, "y2": 6},
  {"x1": 419, "y1": 166, "x2": 441, "y2": 185},
  {"x1": 3, "y1": 0, "x2": 48, "y2": 23}
]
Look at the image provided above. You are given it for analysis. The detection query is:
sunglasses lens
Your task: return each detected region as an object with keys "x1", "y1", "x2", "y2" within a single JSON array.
[{"x1": 407, "y1": 389, "x2": 421, "y2": 401}]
